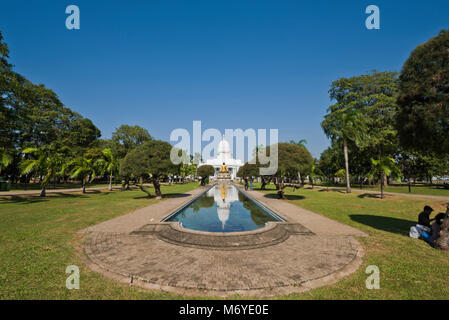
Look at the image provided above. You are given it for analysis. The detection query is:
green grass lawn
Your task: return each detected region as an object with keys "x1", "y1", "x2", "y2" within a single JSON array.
[
  {"x1": 0, "y1": 182, "x2": 200, "y2": 299},
  {"x1": 253, "y1": 183, "x2": 449, "y2": 299},
  {"x1": 314, "y1": 182, "x2": 449, "y2": 197},
  {"x1": 1, "y1": 181, "x2": 449, "y2": 299}
]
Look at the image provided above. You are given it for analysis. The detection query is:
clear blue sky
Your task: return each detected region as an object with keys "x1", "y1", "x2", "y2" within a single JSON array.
[{"x1": 1, "y1": 0, "x2": 448, "y2": 158}]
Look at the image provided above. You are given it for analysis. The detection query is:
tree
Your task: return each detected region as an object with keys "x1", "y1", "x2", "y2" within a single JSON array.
[
  {"x1": 370, "y1": 157, "x2": 402, "y2": 199},
  {"x1": 237, "y1": 163, "x2": 259, "y2": 178},
  {"x1": 288, "y1": 140, "x2": 308, "y2": 182},
  {"x1": 0, "y1": 29, "x2": 102, "y2": 185},
  {"x1": 197, "y1": 165, "x2": 214, "y2": 186},
  {"x1": 322, "y1": 71, "x2": 399, "y2": 192},
  {"x1": 322, "y1": 109, "x2": 367, "y2": 193},
  {"x1": 254, "y1": 143, "x2": 313, "y2": 199},
  {"x1": 309, "y1": 160, "x2": 322, "y2": 189},
  {"x1": 397, "y1": 29, "x2": 449, "y2": 155},
  {"x1": 19, "y1": 147, "x2": 64, "y2": 196},
  {"x1": 0, "y1": 148, "x2": 13, "y2": 177},
  {"x1": 289, "y1": 139, "x2": 307, "y2": 148},
  {"x1": 396, "y1": 29, "x2": 449, "y2": 251},
  {"x1": 68, "y1": 157, "x2": 98, "y2": 193},
  {"x1": 97, "y1": 148, "x2": 120, "y2": 191},
  {"x1": 120, "y1": 140, "x2": 176, "y2": 198},
  {"x1": 318, "y1": 146, "x2": 342, "y2": 185},
  {"x1": 111, "y1": 125, "x2": 152, "y2": 159}
]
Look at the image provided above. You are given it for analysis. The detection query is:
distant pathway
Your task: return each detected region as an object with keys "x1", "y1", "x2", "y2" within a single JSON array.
[
  {"x1": 0, "y1": 185, "x2": 123, "y2": 196},
  {"x1": 311, "y1": 186, "x2": 449, "y2": 201}
]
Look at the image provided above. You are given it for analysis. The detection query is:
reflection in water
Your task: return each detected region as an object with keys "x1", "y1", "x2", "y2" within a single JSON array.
[
  {"x1": 207, "y1": 183, "x2": 239, "y2": 230},
  {"x1": 166, "y1": 184, "x2": 282, "y2": 233}
]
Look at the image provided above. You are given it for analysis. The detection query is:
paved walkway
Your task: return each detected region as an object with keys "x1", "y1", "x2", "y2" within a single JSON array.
[
  {"x1": 81, "y1": 184, "x2": 367, "y2": 297},
  {"x1": 312, "y1": 185, "x2": 449, "y2": 201},
  {"x1": 81, "y1": 186, "x2": 209, "y2": 234}
]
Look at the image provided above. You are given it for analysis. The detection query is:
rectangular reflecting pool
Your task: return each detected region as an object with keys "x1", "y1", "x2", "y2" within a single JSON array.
[{"x1": 163, "y1": 184, "x2": 283, "y2": 233}]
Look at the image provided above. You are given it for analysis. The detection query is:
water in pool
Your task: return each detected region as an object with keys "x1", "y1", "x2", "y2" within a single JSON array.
[{"x1": 164, "y1": 184, "x2": 283, "y2": 232}]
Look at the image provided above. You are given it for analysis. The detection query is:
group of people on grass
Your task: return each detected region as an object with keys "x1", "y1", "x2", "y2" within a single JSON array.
[
  {"x1": 411, "y1": 204, "x2": 449, "y2": 246},
  {"x1": 243, "y1": 176, "x2": 254, "y2": 191}
]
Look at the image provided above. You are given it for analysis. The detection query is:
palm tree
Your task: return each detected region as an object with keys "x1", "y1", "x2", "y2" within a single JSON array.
[
  {"x1": 97, "y1": 148, "x2": 119, "y2": 191},
  {"x1": 309, "y1": 161, "x2": 321, "y2": 189},
  {"x1": 0, "y1": 148, "x2": 13, "y2": 177},
  {"x1": 68, "y1": 157, "x2": 98, "y2": 193},
  {"x1": 330, "y1": 110, "x2": 367, "y2": 193},
  {"x1": 370, "y1": 156, "x2": 402, "y2": 199},
  {"x1": 20, "y1": 148, "x2": 63, "y2": 197},
  {"x1": 289, "y1": 139, "x2": 308, "y2": 148}
]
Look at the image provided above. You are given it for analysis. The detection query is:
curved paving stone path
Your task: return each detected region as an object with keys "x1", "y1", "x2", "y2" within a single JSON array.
[
  {"x1": 131, "y1": 222, "x2": 314, "y2": 250},
  {"x1": 81, "y1": 184, "x2": 367, "y2": 297}
]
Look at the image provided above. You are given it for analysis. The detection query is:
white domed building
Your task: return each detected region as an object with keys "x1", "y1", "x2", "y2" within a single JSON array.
[{"x1": 199, "y1": 137, "x2": 243, "y2": 180}]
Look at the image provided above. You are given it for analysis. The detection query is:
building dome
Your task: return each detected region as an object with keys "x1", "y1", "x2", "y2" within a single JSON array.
[
  {"x1": 199, "y1": 136, "x2": 243, "y2": 180},
  {"x1": 218, "y1": 138, "x2": 231, "y2": 154}
]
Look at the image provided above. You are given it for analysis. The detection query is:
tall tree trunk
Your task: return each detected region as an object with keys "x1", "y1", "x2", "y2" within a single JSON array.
[
  {"x1": 153, "y1": 177, "x2": 162, "y2": 199},
  {"x1": 109, "y1": 172, "x2": 113, "y2": 191},
  {"x1": 40, "y1": 186, "x2": 46, "y2": 197},
  {"x1": 382, "y1": 172, "x2": 388, "y2": 187},
  {"x1": 343, "y1": 139, "x2": 351, "y2": 193},
  {"x1": 408, "y1": 178, "x2": 411, "y2": 193},
  {"x1": 380, "y1": 174, "x2": 384, "y2": 199},
  {"x1": 272, "y1": 176, "x2": 286, "y2": 199},
  {"x1": 82, "y1": 179, "x2": 86, "y2": 193}
]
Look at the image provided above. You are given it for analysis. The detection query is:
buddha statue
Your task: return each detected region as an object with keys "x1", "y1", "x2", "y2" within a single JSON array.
[{"x1": 219, "y1": 162, "x2": 228, "y2": 173}]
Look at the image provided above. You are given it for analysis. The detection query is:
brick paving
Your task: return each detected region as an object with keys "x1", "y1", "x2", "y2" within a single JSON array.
[{"x1": 81, "y1": 184, "x2": 367, "y2": 297}]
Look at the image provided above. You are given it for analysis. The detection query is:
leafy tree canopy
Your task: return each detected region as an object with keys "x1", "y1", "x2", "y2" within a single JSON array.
[
  {"x1": 197, "y1": 164, "x2": 214, "y2": 186},
  {"x1": 397, "y1": 29, "x2": 449, "y2": 155},
  {"x1": 111, "y1": 125, "x2": 152, "y2": 158},
  {"x1": 120, "y1": 140, "x2": 177, "y2": 197},
  {"x1": 255, "y1": 142, "x2": 313, "y2": 178}
]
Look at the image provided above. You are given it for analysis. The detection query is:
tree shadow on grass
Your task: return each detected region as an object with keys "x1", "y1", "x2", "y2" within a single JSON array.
[
  {"x1": 133, "y1": 193, "x2": 191, "y2": 200},
  {"x1": 263, "y1": 193, "x2": 306, "y2": 201},
  {"x1": 317, "y1": 188, "x2": 347, "y2": 194},
  {"x1": 82, "y1": 190, "x2": 101, "y2": 194},
  {"x1": 0, "y1": 192, "x2": 89, "y2": 205},
  {"x1": 350, "y1": 214, "x2": 415, "y2": 236},
  {"x1": 357, "y1": 193, "x2": 387, "y2": 199}
]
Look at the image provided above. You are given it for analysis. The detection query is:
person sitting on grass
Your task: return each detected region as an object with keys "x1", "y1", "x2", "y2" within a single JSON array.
[
  {"x1": 418, "y1": 205, "x2": 435, "y2": 228},
  {"x1": 431, "y1": 213, "x2": 447, "y2": 242}
]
